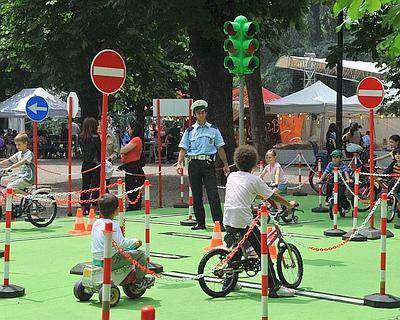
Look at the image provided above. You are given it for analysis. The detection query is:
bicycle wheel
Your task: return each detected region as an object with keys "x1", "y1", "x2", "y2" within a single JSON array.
[
  {"x1": 197, "y1": 248, "x2": 238, "y2": 298},
  {"x1": 26, "y1": 191, "x2": 57, "y2": 227},
  {"x1": 276, "y1": 243, "x2": 303, "y2": 289},
  {"x1": 357, "y1": 178, "x2": 378, "y2": 212},
  {"x1": 309, "y1": 169, "x2": 328, "y2": 196},
  {"x1": 387, "y1": 197, "x2": 396, "y2": 223}
]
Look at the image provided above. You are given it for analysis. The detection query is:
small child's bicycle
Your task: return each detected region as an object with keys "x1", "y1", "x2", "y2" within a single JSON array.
[
  {"x1": 0, "y1": 169, "x2": 57, "y2": 227},
  {"x1": 197, "y1": 220, "x2": 303, "y2": 298}
]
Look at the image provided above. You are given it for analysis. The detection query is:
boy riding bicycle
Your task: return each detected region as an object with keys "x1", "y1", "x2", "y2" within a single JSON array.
[
  {"x1": 0, "y1": 133, "x2": 34, "y2": 196},
  {"x1": 317, "y1": 149, "x2": 351, "y2": 213},
  {"x1": 91, "y1": 193, "x2": 155, "y2": 290},
  {"x1": 223, "y1": 145, "x2": 297, "y2": 297}
]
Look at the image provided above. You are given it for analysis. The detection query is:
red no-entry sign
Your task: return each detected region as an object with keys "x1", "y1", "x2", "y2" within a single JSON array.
[
  {"x1": 356, "y1": 76, "x2": 384, "y2": 109},
  {"x1": 90, "y1": 49, "x2": 126, "y2": 94}
]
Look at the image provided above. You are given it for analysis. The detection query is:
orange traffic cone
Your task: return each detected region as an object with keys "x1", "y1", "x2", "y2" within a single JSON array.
[
  {"x1": 69, "y1": 208, "x2": 89, "y2": 235},
  {"x1": 267, "y1": 227, "x2": 277, "y2": 260},
  {"x1": 204, "y1": 221, "x2": 224, "y2": 252},
  {"x1": 86, "y1": 208, "x2": 97, "y2": 232}
]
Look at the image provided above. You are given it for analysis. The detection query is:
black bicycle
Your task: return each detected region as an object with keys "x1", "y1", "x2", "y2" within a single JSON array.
[
  {"x1": 197, "y1": 221, "x2": 303, "y2": 298},
  {"x1": 0, "y1": 170, "x2": 57, "y2": 227}
]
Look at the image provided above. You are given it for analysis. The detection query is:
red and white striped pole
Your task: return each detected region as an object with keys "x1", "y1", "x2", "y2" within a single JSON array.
[
  {"x1": 324, "y1": 167, "x2": 345, "y2": 237},
  {"x1": 364, "y1": 193, "x2": 400, "y2": 307},
  {"x1": 141, "y1": 305, "x2": 156, "y2": 320},
  {"x1": 260, "y1": 204, "x2": 269, "y2": 320},
  {"x1": 117, "y1": 178, "x2": 125, "y2": 236},
  {"x1": 259, "y1": 160, "x2": 264, "y2": 174},
  {"x1": 180, "y1": 184, "x2": 197, "y2": 226},
  {"x1": 293, "y1": 152, "x2": 307, "y2": 196},
  {"x1": 312, "y1": 159, "x2": 328, "y2": 213},
  {"x1": 101, "y1": 221, "x2": 112, "y2": 320},
  {"x1": 174, "y1": 166, "x2": 188, "y2": 208},
  {"x1": 0, "y1": 188, "x2": 25, "y2": 298},
  {"x1": 145, "y1": 180, "x2": 151, "y2": 262},
  {"x1": 380, "y1": 193, "x2": 387, "y2": 295},
  {"x1": 343, "y1": 168, "x2": 366, "y2": 241},
  {"x1": 3, "y1": 189, "x2": 12, "y2": 287}
]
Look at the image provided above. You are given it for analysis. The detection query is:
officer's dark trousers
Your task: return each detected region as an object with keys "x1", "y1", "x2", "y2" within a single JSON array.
[{"x1": 188, "y1": 159, "x2": 223, "y2": 227}]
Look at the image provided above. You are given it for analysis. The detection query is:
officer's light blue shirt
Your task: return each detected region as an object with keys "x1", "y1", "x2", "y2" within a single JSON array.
[{"x1": 178, "y1": 121, "x2": 225, "y2": 156}]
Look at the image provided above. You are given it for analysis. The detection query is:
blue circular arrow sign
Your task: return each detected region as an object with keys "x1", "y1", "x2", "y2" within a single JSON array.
[{"x1": 25, "y1": 96, "x2": 49, "y2": 122}]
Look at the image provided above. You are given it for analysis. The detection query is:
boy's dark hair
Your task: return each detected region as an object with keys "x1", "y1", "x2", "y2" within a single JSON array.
[
  {"x1": 393, "y1": 148, "x2": 400, "y2": 156},
  {"x1": 234, "y1": 145, "x2": 258, "y2": 172},
  {"x1": 98, "y1": 193, "x2": 119, "y2": 218}
]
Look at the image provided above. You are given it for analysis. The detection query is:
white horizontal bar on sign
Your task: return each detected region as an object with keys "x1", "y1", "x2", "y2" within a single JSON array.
[
  {"x1": 358, "y1": 89, "x2": 383, "y2": 97},
  {"x1": 152, "y1": 99, "x2": 192, "y2": 117},
  {"x1": 93, "y1": 66, "x2": 125, "y2": 78}
]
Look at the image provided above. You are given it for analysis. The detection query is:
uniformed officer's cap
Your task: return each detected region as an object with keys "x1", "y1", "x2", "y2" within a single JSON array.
[{"x1": 191, "y1": 99, "x2": 208, "y2": 113}]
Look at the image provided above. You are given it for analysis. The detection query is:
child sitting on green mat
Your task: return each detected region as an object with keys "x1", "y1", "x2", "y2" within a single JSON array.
[{"x1": 91, "y1": 193, "x2": 155, "y2": 290}]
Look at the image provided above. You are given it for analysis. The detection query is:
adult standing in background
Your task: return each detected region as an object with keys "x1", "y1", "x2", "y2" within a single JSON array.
[
  {"x1": 120, "y1": 119, "x2": 145, "y2": 211},
  {"x1": 176, "y1": 99, "x2": 230, "y2": 231},
  {"x1": 325, "y1": 123, "x2": 337, "y2": 158},
  {"x1": 80, "y1": 117, "x2": 101, "y2": 215},
  {"x1": 105, "y1": 127, "x2": 120, "y2": 186}
]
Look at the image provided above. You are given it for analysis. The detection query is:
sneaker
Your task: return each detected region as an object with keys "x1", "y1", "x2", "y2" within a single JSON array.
[
  {"x1": 275, "y1": 286, "x2": 296, "y2": 297},
  {"x1": 191, "y1": 224, "x2": 206, "y2": 230},
  {"x1": 135, "y1": 276, "x2": 155, "y2": 290}
]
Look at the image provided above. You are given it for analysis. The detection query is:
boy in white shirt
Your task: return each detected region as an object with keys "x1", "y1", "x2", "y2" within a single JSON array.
[
  {"x1": 223, "y1": 145, "x2": 296, "y2": 297},
  {"x1": 91, "y1": 194, "x2": 155, "y2": 290}
]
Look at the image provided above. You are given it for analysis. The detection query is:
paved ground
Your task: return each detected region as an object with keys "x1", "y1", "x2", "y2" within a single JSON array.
[
  {"x1": 31, "y1": 159, "x2": 315, "y2": 216},
  {"x1": 2, "y1": 195, "x2": 400, "y2": 320}
]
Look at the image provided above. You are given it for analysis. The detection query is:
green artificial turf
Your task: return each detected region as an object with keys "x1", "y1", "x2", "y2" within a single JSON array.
[{"x1": 1, "y1": 195, "x2": 400, "y2": 320}]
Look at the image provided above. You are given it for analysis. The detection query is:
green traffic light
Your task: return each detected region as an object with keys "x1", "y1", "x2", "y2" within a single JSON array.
[{"x1": 222, "y1": 15, "x2": 260, "y2": 75}]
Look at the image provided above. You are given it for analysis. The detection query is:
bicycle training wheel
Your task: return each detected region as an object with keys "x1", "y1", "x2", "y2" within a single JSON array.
[
  {"x1": 276, "y1": 243, "x2": 303, "y2": 289},
  {"x1": 197, "y1": 248, "x2": 238, "y2": 298},
  {"x1": 26, "y1": 191, "x2": 57, "y2": 227}
]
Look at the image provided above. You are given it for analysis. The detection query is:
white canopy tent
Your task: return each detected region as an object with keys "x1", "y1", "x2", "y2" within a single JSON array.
[
  {"x1": 0, "y1": 88, "x2": 80, "y2": 118},
  {"x1": 265, "y1": 81, "x2": 375, "y2": 115}
]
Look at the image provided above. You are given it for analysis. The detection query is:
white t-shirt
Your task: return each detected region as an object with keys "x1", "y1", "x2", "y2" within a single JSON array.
[
  {"x1": 223, "y1": 171, "x2": 274, "y2": 228},
  {"x1": 91, "y1": 218, "x2": 138, "y2": 260},
  {"x1": 261, "y1": 162, "x2": 288, "y2": 185}
]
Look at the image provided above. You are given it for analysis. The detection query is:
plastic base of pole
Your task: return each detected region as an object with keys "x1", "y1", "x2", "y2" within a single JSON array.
[
  {"x1": 293, "y1": 191, "x2": 308, "y2": 196},
  {"x1": 342, "y1": 231, "x2": 367, "y2": 241},
  {"x1": 180, "y1": 218, "x2": 197, "y2": 226},
  {"x1": 364, "y1": 293, "x2": 400, "y2": 308},
  {"x1": 358, "y1": 227, "x2": 382, "y2": 240},
  {"x1": 0, "y1": 284, "x2": 25, "y2": 298},
  {"x1": 0, "y1": 249, "x2": 3, "y2": 258},
  {"x1": 173, "y1": 203, "x2": 189, "y2": 208},
  {"x1": 324, "y1": 228, "x2": 346, "y2": 237},
  {"x1": 148, "y1": 261, "x2": 163, "y2": 274},
  {"x1": 394, "y1": 222, "x2": 400, "y2": 229},
  {"x1": 312, "y1": 206, "x2": 329, "y2": 213}
]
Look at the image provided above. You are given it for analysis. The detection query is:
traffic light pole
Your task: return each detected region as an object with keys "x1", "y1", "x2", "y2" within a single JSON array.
[{"x1": 239, "y1": 75, "x2": 245, "y2": 145}]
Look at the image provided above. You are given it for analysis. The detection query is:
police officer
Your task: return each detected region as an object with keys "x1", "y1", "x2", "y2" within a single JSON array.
[{"x1": 176, "y1": 100, "x2": 230, "y2": 230}]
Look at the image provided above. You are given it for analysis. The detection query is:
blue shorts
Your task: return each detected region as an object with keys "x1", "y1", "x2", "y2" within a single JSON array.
[{"x1": 276, "y1": 183, "x2": 287, "y2": 194}]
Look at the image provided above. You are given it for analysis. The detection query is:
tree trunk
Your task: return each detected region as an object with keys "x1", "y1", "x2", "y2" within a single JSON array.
[
  {"x1": 246, "y1": 71, "x2": 268, "y2": 159},
  {"x1": 187, "y1": 27, "x2": 235, "y2": 164},
  {"x1": 246, "y1": 69, "x2": 280, "y2": 155}
]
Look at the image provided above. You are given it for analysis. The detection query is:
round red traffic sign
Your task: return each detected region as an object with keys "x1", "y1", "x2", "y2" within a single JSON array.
[
  {"x1": 356, "y1": 76, "x2": 384, "y2": 109},
  {"x1": 90, "y1": 49, "x2": 126, "y2": 95}
]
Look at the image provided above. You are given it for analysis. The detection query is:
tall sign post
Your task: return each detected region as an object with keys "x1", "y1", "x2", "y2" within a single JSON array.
[
  {"x1": 91, "y1": 50, "x2": 126, "y2": 195},
  {"x1": 223, "y1": 15, "x2": 260, "y2": 145},
  {"x1": 67, "y1": 92, "x2": 79, "y2": 215},
  {"x1": 25, "y1": 96, "x2": 49, "y2": 188},
  {"x1": 356, "y1": 77, "x2": 390, "y2": 240}
]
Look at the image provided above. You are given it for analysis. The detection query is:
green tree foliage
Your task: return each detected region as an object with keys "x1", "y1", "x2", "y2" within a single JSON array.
[{"x1": 333, "y1": 0, "x2": 400, "y2": 58}]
